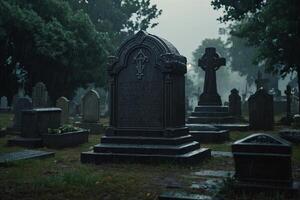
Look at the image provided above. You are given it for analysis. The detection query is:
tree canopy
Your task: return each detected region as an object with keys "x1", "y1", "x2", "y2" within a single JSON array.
[{"x1": 0, "y1": 0, "x2": 161, "y2": 103}]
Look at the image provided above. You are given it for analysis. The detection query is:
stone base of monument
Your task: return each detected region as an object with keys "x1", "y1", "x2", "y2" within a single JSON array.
[
  {"x1": 7, "y1": 137, "x2": 43, "y2": 148},
  {"x1": 187, "y1": 124, "x2": 229, "y2": 143},
  {"x1": 42, "y1": 129, "x2": 89, "y2": 149},
  {"x1": 74, "y1": 122, "x2": 105, "y2": 134},
  {"x1": 187, "y1": 106, "x2": 249, "y2": 131},
  {"x1": 81, "y1": 128, "x2": 211, "y2": 164}
]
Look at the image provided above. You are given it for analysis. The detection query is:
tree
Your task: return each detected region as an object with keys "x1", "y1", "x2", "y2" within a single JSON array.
[
  {"x1": 227, "y1": 31, "x2": 259, "y2": 86},
  {"x1": 211, "y1": 0, "x2": 300, "y2": 111},
  {"x1": 0, "y1": 0, "x2": 112, "y2": 102},
  {"x1": 68, "y1": 0, "x2": 162, "y2": 48},
  {"x1": 0, "y1": 0, "x2": 162, "y2": 104}
]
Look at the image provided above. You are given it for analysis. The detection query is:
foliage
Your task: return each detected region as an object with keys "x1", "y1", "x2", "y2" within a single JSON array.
[
  {"x1": 0, "y1": 0, "x2": 112, "y2": 102},
  {"x1": 68, "y1": 0, "x2": 162, "y2": 49},
  {"x1": 227, "y1": 30, "x2": 260, "y2": 85},
  {"x1": 48, "y1": 124, "x2": 80, "y2": 134},
  {"x1": 0, "y1": 0, "x2": 162, "y2": 103},
  {"x1": 211, "y1": 0, "x2": 300, "y2": 81}
]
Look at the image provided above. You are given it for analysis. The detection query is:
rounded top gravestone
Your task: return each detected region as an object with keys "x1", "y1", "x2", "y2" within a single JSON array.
[
  {"x1": 56, "y1": 97, "x2": 69, "y2": 124},
  {"x1": 32, "y1": 82, "x2": 48, "y2": 108},
  {"x1": 82, "y1": 89, "x2": 100, "y2": 123},
  {"x1": 107, "y1": 30, "x2": 187, "y2": 130}
]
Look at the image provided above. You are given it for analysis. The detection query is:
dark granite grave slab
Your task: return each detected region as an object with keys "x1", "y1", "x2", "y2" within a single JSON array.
[
  {"x1": 81, "y1": 148, "x2": 211, "y2": 164},
  {"x1": 232, "y1": 133, "x2": 292, "y2": 186},
  {"x1": 159, "y1": 191, "x2": 212, "y2": 200},
  {"x1": 187, "y1": 124, "x2": 229, "y2": 143},
  {"x1": 279, "y1": 129, "x2": 300, "y2": 144},
  {"x1": 0, "y1": 150, "x2": 54, "y2": 164}
]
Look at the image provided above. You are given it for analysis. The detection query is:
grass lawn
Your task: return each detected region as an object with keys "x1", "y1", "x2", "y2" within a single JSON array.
[{"x1": 0, "y1": 113, "x2": 299, "y2": 200}]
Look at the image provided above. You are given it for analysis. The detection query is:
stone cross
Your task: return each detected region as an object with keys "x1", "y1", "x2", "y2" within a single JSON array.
[
  {"x1": 198, "y1": 47, "x2": 226, "y2": 105},
  {"x1": 285, "y1": 85, "x2": 292, "y2": 122},
  {"x1": 255, "y1": 71, "x2": 269, "y2": 91}
]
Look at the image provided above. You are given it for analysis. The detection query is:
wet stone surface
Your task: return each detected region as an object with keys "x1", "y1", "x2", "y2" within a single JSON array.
[
  {"x1": 192, "y1": 170, "x2": 234, "y2": 178},
  {"x1": 211, "y1": 151, "x2": 232, "y2": 157},
  {"x1": 0, "y1": 150, "x2": 54, "y2": 164}
]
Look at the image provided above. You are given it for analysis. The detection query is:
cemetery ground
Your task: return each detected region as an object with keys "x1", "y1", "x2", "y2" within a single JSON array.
[{"x1": 0, "y1": 113, "x2": 300, "y2": 200}]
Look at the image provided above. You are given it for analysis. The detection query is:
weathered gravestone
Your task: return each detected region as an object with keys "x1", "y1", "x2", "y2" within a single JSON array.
[
  {"x1": 82, "y1": 89, "x2": 100, "y2": 123},
  {"x1": 232, "y1": 133, "x2": 299, "y2": 192},
  {"x1": 75, "y1": 90, "x2": 103, "y2": 134},
  {"x1": 56, "y1": 97, "x2": 69, "y2": 124},
  {"x1": 32, "y1": 82, "x2": 48, "y2": 108},
  {"x1": 248, "y1": 88, "x2": 274, "y2": 130},
  {"x1": 12, "y1": 97, "x2": 33, "y2": 131},
  {"x1": 0, "y1": 96, "x2": 8, "y2": 109},
  {"x1": 229, "y1": 88, "x2": 241, "y2": 118},
  {"x1": 81, "y1": 31, "x2": 211, "y2": 164},
  {"x1": 8, "y1": 108, "x2": 61, "y2": 148}
]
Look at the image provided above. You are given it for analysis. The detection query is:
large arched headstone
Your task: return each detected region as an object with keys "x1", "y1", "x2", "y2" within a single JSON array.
[{"x1": 81, "y1": 31, "x2": 210, "y2": 164}]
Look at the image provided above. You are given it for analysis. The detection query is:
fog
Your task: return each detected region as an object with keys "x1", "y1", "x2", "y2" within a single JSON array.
[{"x1": 149, "y1": 0, "x2": 290, "y2": 108}]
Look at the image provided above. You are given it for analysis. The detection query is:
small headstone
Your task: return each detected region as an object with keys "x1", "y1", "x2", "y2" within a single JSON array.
[
  {"x1": 82, "y1": 89, "x2": 100, "y2": 123},
  {"x1": 56, "y1": 97, "x2": 69, "y2": 124},
  {"x1": 0, "y1": 96, "x2": 8, "y2": 109},
  {"x1": 32, "y1": 82, "x2": 48, "y2": 108},
  {"x1": 248, "y1": 88, "x2": 274, "y2": 130},
  {"x1": 229, "y1": 88, "x2": 241, "y2": 118},
  {"x1": 292, "y1": 114, "x2": 300, "y2": 128},
  {"x1": 232, "y1": 133, "x2": 292, "y2": 188},
  {"x1": 12, "y1": 97, "x2": 33, "y2": 130}
]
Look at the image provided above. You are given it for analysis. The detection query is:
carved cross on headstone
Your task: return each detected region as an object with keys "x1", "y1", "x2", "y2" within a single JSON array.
[
  {"x1": 198, "y1": 47, "x2": 226, "y2": 106},
  {"x1": 134, "y1": 49, "x2": 148, "y2": 80}
]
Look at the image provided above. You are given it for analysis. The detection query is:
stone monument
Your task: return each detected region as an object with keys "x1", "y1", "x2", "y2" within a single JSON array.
[
  {"x1": 11, "y1": 97, "x2": 33, "y2": 131},
  {"x1": 229, "y1": 88, "x2": 242, "y2": 119},
  {"x1": 56, "y1": 96, "x2": 69, "y2": 124},
  {"x1": 81, "y1": 31, "x2": 210, "y2": 164},
  {"x1": 198, "y1": 47, "x2": 225, "y2": 106},
  {"x1": 232, "y1": 133, "x2": 299, "y2": 192},
  {"x1": 8, "y1": 108, "x2": 61, "y2": 148},
  {"x1": 248, "y1": 88, "x2": 274, "y2": 130},
  {"x1": 187, "y1": 48, "x2": 248, "y2": 143},
  {"x1": 32, "y1": 82, "x2": 48, "y2": 108}
]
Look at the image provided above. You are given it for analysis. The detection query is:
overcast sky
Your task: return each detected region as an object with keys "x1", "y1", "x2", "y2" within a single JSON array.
[{"x1": 149, "y1": 0, "x2": 224, "y2": 62}]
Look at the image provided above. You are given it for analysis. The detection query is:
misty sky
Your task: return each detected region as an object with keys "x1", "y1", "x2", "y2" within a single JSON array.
[{"x1": 149, "y1": 0, "x2": 224, "y2": 62}]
